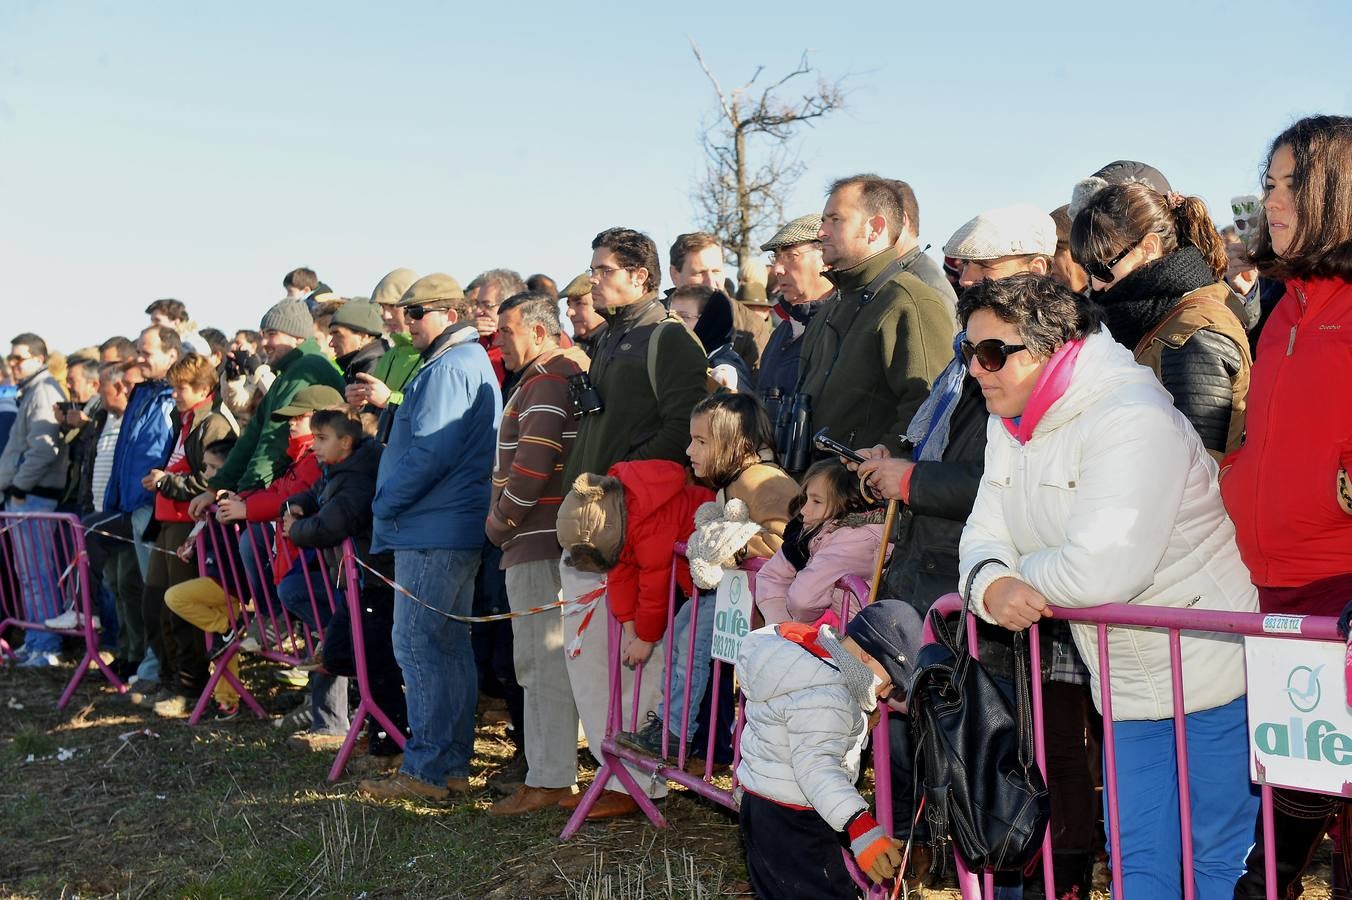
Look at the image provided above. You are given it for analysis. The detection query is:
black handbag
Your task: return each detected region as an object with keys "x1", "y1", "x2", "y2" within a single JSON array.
[{"x1": 907, "y1": 559, "x2": 1050, "y2": 872}]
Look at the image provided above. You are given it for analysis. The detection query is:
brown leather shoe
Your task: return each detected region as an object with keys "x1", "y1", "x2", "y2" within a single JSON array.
[
  {"x1": 584, "y1": 789, "x2": 640, "y2": 821},
  {"x1": 557, "y1": 784, "x2": 592, "y2": 810},
  {"x1": 489, "y1": 784, "x2": 577, "y2": 817},
  {"x1": 358, "y1": 772, "x2": 449, "y2": 802},
  {"x1": 446, "y1": 776, "x2": 473, "y2": 794}
]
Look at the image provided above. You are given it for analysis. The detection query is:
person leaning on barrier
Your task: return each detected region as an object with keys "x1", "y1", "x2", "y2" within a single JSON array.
[
  {"x1": 954, "y1": 273, "x2": 1259, "y2": 898},
  {"x1": 1224, "y1": 113, "x2": 1352, "y2": 900},
  {"x1": 794, "y1": 174, "x2": 955, "y2": 466}
]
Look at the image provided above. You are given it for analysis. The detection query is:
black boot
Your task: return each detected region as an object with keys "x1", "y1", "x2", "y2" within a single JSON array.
[{"x1": 1234, "y1": 788, "x2": 1342, "y2": 900}]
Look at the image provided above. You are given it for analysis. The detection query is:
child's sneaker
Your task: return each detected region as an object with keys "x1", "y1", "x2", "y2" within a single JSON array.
[
  {"x1": 615, "y1": 711, "x2": 672, "y2": 759},
  {"x1": 200, "y1": 701, "x2": 239, "y2": 723},
  {"x1": 16, "y1": 650, "x2": 61, "y2": 669},
  {"x1": 43, "y1": 608, "x2": 100, "y2": 631}
]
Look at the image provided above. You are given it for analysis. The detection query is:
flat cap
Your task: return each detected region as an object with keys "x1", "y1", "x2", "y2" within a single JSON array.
[
  {"x1": 943, "y1": 204, "x2": 1057, "y2": 261},
  {"x1": 560, "y1": 273, "x2": 593, "y2": 300},
  {"x1": 330, "y1": 299, "x2": 384, "y2": 337},
  {"x1": 397, "y1": 273, "x2": 464, "y2": 308},
  {"x1": 272, "y1": 384, "x2": 346, "y2": 420},
  {"x1": 760, "y1": 214, "x2": 823, "y2": 252},
  {"x1": 371, "y1": 268, "x2": 418, "y2": 306}
]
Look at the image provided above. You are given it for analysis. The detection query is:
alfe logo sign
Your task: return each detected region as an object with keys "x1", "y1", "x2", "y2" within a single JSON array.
[{"x1": 1246, "y1": 636, "x2": 1352, "y2": 794}]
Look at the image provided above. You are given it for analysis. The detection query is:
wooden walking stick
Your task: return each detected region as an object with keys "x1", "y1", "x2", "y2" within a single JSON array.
[{"x1": 866, "y1": 498, "x2": 898, "y2": 606}]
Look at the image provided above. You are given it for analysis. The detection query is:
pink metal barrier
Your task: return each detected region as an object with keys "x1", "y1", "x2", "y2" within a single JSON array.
[
  {"x1": 559, "y1": 543, "x2": 895, "y2": 896},
  {"x1": 189, "y1": 516, "x2": 405, "y2": 781},
  {"x1": 924, "y1": 592, "x2": 1343, "y2": 900},
  {"x1": 0, "y1": 511, "x2": 125, "y2": 705}
]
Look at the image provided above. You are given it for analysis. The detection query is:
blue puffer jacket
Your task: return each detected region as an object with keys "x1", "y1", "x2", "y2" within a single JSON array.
[
  {"x1": 104, "y1": 379, "x2": 175, "y2": 514},
  {"x1": 372, "y1": 324, "x2": 501, "y2": 552}
]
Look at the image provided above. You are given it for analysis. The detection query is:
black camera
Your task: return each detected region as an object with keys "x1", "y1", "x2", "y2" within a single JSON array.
[
  {"x1": 223, "y1": 349, "x2": 258, "y2": 381},
  {"x1": 776, "y1": 392, "x2": 814, "y2": 475},
  {"x1": 568, "y1": 372, "x2": 604, "y2": 418}
]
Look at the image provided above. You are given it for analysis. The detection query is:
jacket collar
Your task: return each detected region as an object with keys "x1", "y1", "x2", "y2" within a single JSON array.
[
  {"x1": 825, "y1": 246, "x2": 901, "y2": 293},
  {"x1": 272, "y1": 338, "x2": 323, "y2": 374},
  {"x1": 338, "y1": 340, "x2": 386, "y2": 373},
  {"x1": 15, "y1": 365, "x2": 53, "y2": 393},
  {"x1": 420, "y1": 322, "x2": 479, "y2": 363},
  {"x1": 605, "y1": 292, "x2": 663, "y2": 327}
]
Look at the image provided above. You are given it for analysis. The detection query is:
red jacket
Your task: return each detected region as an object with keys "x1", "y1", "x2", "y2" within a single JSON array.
[
  {"x1": 606, "y1": 459, "x2": 714, "y2": 642},
  {"x1": 238, "y1": 434, "x2": 320, "y2": 583},
  {"x1": 1221, "y1": 277, "x2": 1352, "y2": 592}
]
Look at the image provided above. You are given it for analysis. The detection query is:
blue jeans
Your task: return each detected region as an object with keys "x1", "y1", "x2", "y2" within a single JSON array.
[
  {"x1": 129, "y1": 505, "x2": 154, "y2": 578},
  {"x1": 6, "y1": 495, "x2": 63, "y2": 653},
  {"x1": 392, "y1": 548, "x2": 480, "y2": 785},
  {"x1": 278, "y1": 553, "x2": 347, "y2": 735},
  {"x1": 236, "y1": 523, "x2": 277, "y2": 618},
  {"x1": 1107, "y1": 696, "x2": 1258, "y2": 899},
  {"x1": 659, "y1": 590, "x2": 716, "y2": 742}
]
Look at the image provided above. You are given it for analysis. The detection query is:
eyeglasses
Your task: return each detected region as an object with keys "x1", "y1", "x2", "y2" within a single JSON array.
[
  {"x1": 587, "y1": 265, "x2": 632, "y2": 279},
  {"x1": 405, "y1": 305, "x2": 439, "y2": 321},
  {"x1": 960, "y1": 338, "x2": 1028, "y2": 373},
  {"x1": 766, "y1": 245, "x2": 820, "y2": 266},
  {"x1": 1083, "y1": 241, "x2": 1138, "y2": 284}
]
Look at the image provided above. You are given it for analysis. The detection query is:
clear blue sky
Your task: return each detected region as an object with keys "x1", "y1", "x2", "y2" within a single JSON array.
[{"x1": 3, "y1": 1, "x2": 1349, "y2": 351}]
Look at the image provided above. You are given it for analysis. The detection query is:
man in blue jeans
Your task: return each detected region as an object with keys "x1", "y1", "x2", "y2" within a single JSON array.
[
  {"x1": 0, "y1": 333, "x2": 70, "y2": 667},
  {"x1": 358, "y1": 273, "x2": 501, "y2": 802}
]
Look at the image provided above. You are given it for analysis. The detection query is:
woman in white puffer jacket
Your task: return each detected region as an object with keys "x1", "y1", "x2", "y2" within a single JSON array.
[{"x1": 955, "y1": 274, "x2": 1258, "y2": 900}]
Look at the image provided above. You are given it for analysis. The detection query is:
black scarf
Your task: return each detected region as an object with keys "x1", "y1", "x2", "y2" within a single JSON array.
[{"x1": 1090, "y1": 246, "x2": 1216, "y2": 352}]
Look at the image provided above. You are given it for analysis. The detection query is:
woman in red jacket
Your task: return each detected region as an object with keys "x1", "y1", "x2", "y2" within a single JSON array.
[{"x1": 1223, "y1": 114, "x2": 1352, "y2": 899}]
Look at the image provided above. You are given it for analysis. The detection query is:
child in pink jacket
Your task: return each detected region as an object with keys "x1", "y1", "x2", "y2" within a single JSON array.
[{"x1": 755, "y1": 460, "x2": 889, "y2": 626}]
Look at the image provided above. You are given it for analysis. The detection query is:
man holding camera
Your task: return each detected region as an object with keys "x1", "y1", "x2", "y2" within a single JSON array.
[{"x1": 484, "y1": 290, "x2": 588, "y2": 816}]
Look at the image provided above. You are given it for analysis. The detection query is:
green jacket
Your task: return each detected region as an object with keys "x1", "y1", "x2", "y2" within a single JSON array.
[
  {"x1": 563, "y1": 293, "x2": 708, "y2": 485},
  {"x1": 209, "y1": 339, "x2": 344, "y2": 492},
  {"x1": 796, "y1": 247, "x2": 956, "y2": 455},
  {"x1": 371, "y1": 332, "x2": 422, "y2": 406}
]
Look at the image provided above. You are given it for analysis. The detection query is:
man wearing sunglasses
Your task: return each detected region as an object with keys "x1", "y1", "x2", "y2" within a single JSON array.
[
  {"x1": 359, "y1": 273, "x2": 504, "y2": 803},
  {"x1": 847, "y1": 206, "x2": 1098, "y2": 894},
  {"x1": 799, "y1": 174, "x2": 955, "y2": 459}
]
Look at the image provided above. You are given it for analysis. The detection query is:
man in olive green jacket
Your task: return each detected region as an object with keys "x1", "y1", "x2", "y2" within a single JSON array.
[
  {"x1": 797, "y1": 174, "x2": 956, "y2": 457},
  {"x1": 562, "y1": 228, "x2": 708, "y2": 489}
]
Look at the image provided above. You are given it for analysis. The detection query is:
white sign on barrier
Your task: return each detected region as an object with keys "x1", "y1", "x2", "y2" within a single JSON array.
[
  {"x1": 1245, "y1": 636, "x2": 1352, "y2": 796},
  {"x1": 710, "y1": 570, "x2": 753, "y2": 664}
]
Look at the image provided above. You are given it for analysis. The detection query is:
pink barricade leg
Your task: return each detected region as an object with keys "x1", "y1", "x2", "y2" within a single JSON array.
[
  {"x1": 1261, "y1": 783, "x2": 1277, "y2": 900},
  {"x1": 1098, "y1": 623, "x2": 1125, "y2": 899},
  {"x1": 677, "y1": 584, "x2": 699, "y2": 771},
  {"x1": 1169, "y1": 628, "x2": 1196, "y2": 900},
  {"x1": 1028, "y1": 621, "x2": 1055, "y2": 898},
  {"x1": 660, "y1": 559, "x2": 677, "y2": 761}
]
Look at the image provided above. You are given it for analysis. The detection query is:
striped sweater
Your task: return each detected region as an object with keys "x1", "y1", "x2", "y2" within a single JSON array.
[{"x1": 486, "y1": 346, "x2": 589, "y2": 567}]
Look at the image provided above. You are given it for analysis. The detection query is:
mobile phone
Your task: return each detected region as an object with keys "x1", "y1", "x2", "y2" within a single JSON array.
[{"x1": 812, "y1": 428, "x2": 867, "y2": 465}]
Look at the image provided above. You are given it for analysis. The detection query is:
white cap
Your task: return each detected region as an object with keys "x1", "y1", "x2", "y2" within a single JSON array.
[{"x1": 943, "y1": 203, "x2": 1057, "y2": 261}]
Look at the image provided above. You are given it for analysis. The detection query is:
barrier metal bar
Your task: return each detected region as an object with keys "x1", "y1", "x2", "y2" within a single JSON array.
[
  {"x1": 0, "y1": 511, "x2": 125, "y2": 705},
  {"x1": 926, "y1": 592, "x2": 1342, "y2": 900}
]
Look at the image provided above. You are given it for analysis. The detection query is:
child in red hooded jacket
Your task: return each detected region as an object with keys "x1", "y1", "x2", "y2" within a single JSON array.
[{"x1": 556, "y1": 459, "x2": 713, "y2": 820}]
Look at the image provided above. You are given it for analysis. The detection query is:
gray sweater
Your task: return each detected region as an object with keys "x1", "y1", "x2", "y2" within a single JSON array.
[{"x1": 0, "y1": 368, "x2": 68, "y2": 498}]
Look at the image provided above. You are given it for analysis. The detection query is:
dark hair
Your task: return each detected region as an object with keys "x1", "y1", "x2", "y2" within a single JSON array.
[
  {"x1": 166, "y1": 353, "x2": 218, "y2": 392},
  {"x1": 234, "y1": 329, "x2": 261, "y2": 347},
  {"x1": 789, "y1": 459, "x2": 873, "y2": 549},
  {"x1": 144, "y1": 298, "x2": 188, "y2": 322},
  {"x1": 526, "y1": 273, "x2": 558, "y2": 299},
  {"x1": 828, "y1": 174, "x2": 906, "y2": 244},
  {"x1": 141, "y1": 325, "x2": 183, "y2": 354},
  {"x1": 283, "y1": 267, "x2": 318, "y2": 291},
  {"x1": 10, "y1": 332, "x2": 48, "y2": 359},
  {"x1": 198, "y1": 327, "x2": 229, "y2": 357},
  {"x1": 204, "y1": 437, "x2": 237, "y2": 460},
  {"x1": 99, "y1": 336, "x2": 136, "y2": 360},
  {"x1": 311, "y1": 408, "x2": 363, "y2": 446},
  {"x1": 311, "y1": 300, "x2": 343, "y2": 320},
  {"x1": 669, "y1": 232, "x2": 721, "y2": 274},
  {"x1": 592, "y1": 227, "x2": 661, "y2": 294},
  {"x1": 956, "y1": 273, "x2": 1103, "y2": 358},
  {"x1": 68, "y1": 357, "x2": 100, "y2": 383},
  {"x1": 1070, "y1": 182, "x2": 1227, "y2": 281},
  {"x1": 690, "y1": 392, "x2": 777, "y2": 488},
  {"x1": 886, "y1": 179, "x2": 920, "y2": 236},
  {"x1": 1250, "y1": 114, "x2": 1352, "y2": 280},
  {"x1": 499, "y1": 291, "x2": 561, "y2": 338}
]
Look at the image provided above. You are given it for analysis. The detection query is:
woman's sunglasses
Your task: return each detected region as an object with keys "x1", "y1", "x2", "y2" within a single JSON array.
[
  {"x1": 961, "y1": 338, "x2": 1028, "y2": 373},
  {"x1": 1083, "y1": 241, "x2": 1137, "y2": 284}
]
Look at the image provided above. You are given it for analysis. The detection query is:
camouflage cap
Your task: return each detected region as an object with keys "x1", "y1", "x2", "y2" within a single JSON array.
[
  {"x1": 760, "y1": 214, "x2": 824, "y2": 252},
  {"x1": 560, "y1": 273, "x2": 593, "y2": 300},
  {"x1": 397, "y1": 273, "x2": 464, "y2": 308}
]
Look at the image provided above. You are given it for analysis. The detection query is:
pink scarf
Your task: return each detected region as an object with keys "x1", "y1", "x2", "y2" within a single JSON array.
[{"x1": 1002, "y1": 339, "x2": 1084, "y2": 445}]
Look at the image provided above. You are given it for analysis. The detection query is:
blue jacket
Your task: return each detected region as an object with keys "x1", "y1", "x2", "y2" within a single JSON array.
[
  {"x1": 104, "y1": 379, "x2": 175, "y2": 514},
  {"x1": 372, "y1": 325, "x2": 501, "y2": 552}
]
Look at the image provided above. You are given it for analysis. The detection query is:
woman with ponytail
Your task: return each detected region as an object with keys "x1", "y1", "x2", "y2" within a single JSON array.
[{"x1": 1071, "y1": 182, "x2": 1251, "y2": 458}]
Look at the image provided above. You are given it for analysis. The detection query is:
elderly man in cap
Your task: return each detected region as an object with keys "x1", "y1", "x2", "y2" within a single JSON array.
[
  {"x1": 847, "y1": 203, "x2": 1095, "y2": 895},
  {"x1": 358, "y1": 273, "x2": 502, "y2": 802},
  {"x1": 561, "y1": 273, "x2": 607, "y2": 357},
  {"x1": 347, "y1": 268, "x2": 421, "y2": 441},
  {"x1": 757, "y1": 214, "x2": 837, "y2": 402}
]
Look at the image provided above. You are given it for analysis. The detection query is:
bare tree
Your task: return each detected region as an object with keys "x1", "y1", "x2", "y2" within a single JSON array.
[{"x1": 689, "y1": 41, "x2": 847, "y2": 267}]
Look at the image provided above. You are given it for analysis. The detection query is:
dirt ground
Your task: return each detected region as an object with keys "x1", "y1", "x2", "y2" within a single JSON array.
[{"x1": 0, "y1": 653, "x2": 1336, "y2": 899}]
